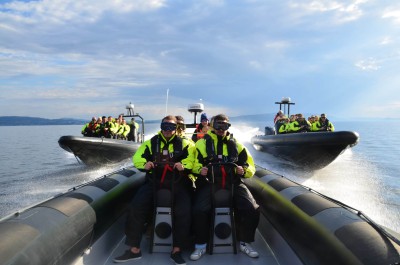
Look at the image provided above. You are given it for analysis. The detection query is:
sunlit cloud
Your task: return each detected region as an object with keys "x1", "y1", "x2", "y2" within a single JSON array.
[
  {"x1": 289, "y1": 0, "x2": 367, "y2": 24},
  {"x1": 264, "y1": 40, "x2": 290, "y2": 50},
  {"x1": 0, "y1": 0, "x2": 166, "y2": 24},
  {"x1": 382, "y1": 6, "x2": 400, "y2": 24},
  {"x1": 0, "y1": 0, "x2": 399, "y2": 119},
  {"x1": 355, "y1": 58, "x2": 381, "y2": 71},
  {"x1": 380, "y1": 36, "x2": 393, "y2": 45}
]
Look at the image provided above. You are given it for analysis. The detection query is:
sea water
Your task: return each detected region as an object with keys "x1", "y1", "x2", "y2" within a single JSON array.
[{"x1": 0, "y1": 120, "x2": 399, "y2": 235}]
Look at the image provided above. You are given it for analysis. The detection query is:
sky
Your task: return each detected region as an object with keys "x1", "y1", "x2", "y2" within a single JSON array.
[{"x1": 1, "y1": 0, "x2": 400, "y2": 121}]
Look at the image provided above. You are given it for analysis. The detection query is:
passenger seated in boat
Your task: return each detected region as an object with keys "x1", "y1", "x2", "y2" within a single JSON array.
[
  {"x1": 190, "y1": 114, "x2": 260, "y2": 261},
  {"x1": 273, "y1": 110, "x2": 284, "y2": 124},
  {"x1": 97, "y1": 116, "x2": 108, "y2": 137},
  {"x1": 81, "y1": 117, "x2": 98, "y2": 137},
  {"x1": 93, "y1": 117, "x2": 102, "y2": 137},
  {"x1": 276, "y1": 117, "x2": 290, "y2": 134},
  {"x1": 315, "y1": 113, "x2": 335, "y2": 132},
  {"x1": 128, "y1": 118, "x2": 139, "y2": 142},
  {"x1": 290, "y1": 113, "x2": 311, "y2": 133},
  {"x1": 175, "y1": 115, "x2": 190, "y2": 141},
  {"x1": 116, "y1": 119, "x2": 130, "y2": 140},
  {"x1": 112, "y1": 118, "x2": 121, "y2": 139},
  {"x1": 285, "y1": 114, "x2": 296, "y2": 133},
  {"x1": 114, "y1": 115, "x2": 195, "y2": 265},
  {"x1": 99, "y1": 116, "x2": 112, "y2": 138},
  {"x1": 192, "y1": 113, "x2": 210, "y2": 142},
  {"x1": 310, "y1": 115, "x2": 319, "y2": 132}
]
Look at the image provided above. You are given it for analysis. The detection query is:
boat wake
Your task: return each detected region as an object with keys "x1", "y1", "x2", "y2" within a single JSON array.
[
  {"x1": 232, "y1": 122, "x2": 400, "y2": 234},
  {"x1": 0, "y1": 162, "x2": 128, "y2": 219}
]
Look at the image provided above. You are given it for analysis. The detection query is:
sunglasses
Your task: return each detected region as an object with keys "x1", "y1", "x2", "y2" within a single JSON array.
[
  {"x1": 161, "y1": 122, "x2": 177, "y2": 131},
  {"x1": 213, "y1": 121, "x2": 231, "y2": 131},
  {"x1": 177, "y1": 123, "x2": 186, "y2": 130}
]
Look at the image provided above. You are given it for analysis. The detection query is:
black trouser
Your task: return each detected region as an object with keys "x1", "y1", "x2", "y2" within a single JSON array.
[
  {"x1": 192, "y1": 180, "x2": 260, "y2": 244},
  {"x1": 124, "y1": 179, "x2": 193, "y2": 249}
]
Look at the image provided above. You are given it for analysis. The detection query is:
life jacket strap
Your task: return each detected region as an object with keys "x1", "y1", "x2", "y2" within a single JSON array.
[
  {"x1": 220, "y1": 165, "x2": 227, "y2": 189},
  {"x1": 160, "y1": 163, "x2": 173, "y2": 187}
]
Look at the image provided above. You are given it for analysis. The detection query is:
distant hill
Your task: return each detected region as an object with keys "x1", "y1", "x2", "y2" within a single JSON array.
[
  {"x1": 0, "y1": 113, "x2": 380, "y2": 126},
  {"x1": 0, "y1": 116, "x2": 86, "y2": 126}
]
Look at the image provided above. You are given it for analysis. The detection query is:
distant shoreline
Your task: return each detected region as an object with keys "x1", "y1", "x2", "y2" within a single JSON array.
[
  {"x1": 0, "y1": 116, "x2": 86, "y2": 126},
  {"x1": 0, "y1": 116, "x2": 161, "y2": 126},
  {"x1": 1, "y1": 115, "x2": 397, "y2": 126}
]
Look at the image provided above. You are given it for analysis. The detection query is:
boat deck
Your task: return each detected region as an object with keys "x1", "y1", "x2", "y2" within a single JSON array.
[{"x1": 75, "y1": 215, "x2": 279, "y2": 265}]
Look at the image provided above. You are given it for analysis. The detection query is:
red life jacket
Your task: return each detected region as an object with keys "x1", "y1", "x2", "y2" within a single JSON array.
[
  {"x1": 195, "y1": 124, "x2": 206, "y2": 140},
  {"x1": 88, "y1": 121, "x2": 97, "y2": 131}
]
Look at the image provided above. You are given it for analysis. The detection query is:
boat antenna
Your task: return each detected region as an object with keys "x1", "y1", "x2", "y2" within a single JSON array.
[
  {"x1": 126, "y1": 102, "x2": 135, "y2": 116},
  {"x1": 275, "y1": 97, "x2": 295, "y2": 116},
  {"x1": 165, "y1": 89, "x2": 169, "y2": 116},
  {"x1": 187, "y1": 101, "x2": 204, "y2": 128}
]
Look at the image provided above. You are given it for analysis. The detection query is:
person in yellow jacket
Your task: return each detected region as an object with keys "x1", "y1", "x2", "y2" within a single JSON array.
[
  {"x1": 290, "y1": 114, "x2": 311, "y2": 133},
  {"x1": 114, "y1": 115, "x2": 195, "y2": 265},
  {"x1": 128, "y1": 118, "x2": 140, "y2": 142},
  {"x1": 315, "y1": 113, "x2": 335, "y2": 132},
  {"x1": 116, "y1": 119, "x2": 130, "y2": 140},
  {"x1": 275, "y1": 116, "x2": 289, "y2": 134},
  {"x1": 190, "y1": 114, "x2": 260, "y2": 261},
  {"x1": 81, "y1": 117, "x2": 97, "y2": 137},
  {"x1": 110, "y1": 118, "x2": 120, "y2": 138}
]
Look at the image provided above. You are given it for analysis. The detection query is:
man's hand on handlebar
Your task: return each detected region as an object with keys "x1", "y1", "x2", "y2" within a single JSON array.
[
  {"x1": 145, "y1": 161, "x2": 185, "y2": 171},
  {"x1": 236, "y1": 166, "x2": 245, "y2": 176},
  {"x1": 173, "y1": 162, "x2": 185, "y2": 172},
  {"x1": 200, "y1": 167, "x2": 208, "y2": 176},
  {"x1": 144, "y1": 161, "x2": 154, "y2": 171}
]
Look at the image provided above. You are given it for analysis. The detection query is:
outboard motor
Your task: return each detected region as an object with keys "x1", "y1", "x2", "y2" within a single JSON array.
[{"x1": 265, "y1": 126, "x2": 275, "y2": 136}]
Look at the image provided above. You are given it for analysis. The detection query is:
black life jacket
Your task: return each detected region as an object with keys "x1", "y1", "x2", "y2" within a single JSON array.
[
  {"x1": 150, "y1": 134, "x2": 185, "y2": 163},
  {"x1": 147, "y1": 134, "x2": 187, "y2": 186},
  {"x1": 203, "y1": 133, "x2": 243, "y2": 187},
  {"x1": 318, "y1": 119, "x2": 330, "y2": 131},
  {"x1": 203, "y1": 133, "x2": 238, "y2": 164}
]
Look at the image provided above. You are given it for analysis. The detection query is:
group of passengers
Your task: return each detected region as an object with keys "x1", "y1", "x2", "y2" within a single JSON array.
[
  {"x1": 81, "y1": 114, "x2": 140, "y2": 141},
  {"x1": 114, "y1": 113, "x2": 260, "y2": 265},
  {"x1": 274, "y1": 110, "x2": 335, "y2": 134}
]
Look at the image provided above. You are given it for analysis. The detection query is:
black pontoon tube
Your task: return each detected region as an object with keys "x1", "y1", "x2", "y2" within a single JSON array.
[
  {"x1": 0, "y1": 166, "x2": 146, "y2": 265},
  {"x1": 245, "y1": 166, "x2": 400, "y2": 265}
]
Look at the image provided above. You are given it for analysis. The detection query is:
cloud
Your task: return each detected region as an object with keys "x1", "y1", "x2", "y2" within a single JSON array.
[
  {"x1": 0, "y1": 0, "x2": 166, "y2": 24},
  {"x1": 0, "y1": 0, "x2": 399, "y2": 119},
  {"x1": 382, "y1": 6, "x2": 400, "y2": 24},
  {"x1": 289, "y1": 0, "x2": 367, "y2": 24},
  {"x1": 380, "y1": 36, "x2": 393, "y2": 45},
  {"x1": 355, "y1": 57, "x2": 381, "y2": 71}
]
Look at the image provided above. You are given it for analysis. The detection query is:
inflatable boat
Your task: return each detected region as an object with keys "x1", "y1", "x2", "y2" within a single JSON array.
[
  {"x1": 251, "y1": 98, "x2": 359, "y2": 170},
  {"x1": 58, "y1": 135, "x2": 140, "y2": 165},
  {"x1": 58, "y1": 103, "x2": 205, "y2": 166},
  {"x1": 1, "y1": 165, "x2": 398, "y2": 265},
  {"x1": 251, "y1": 130, "x2": 359, "y2": 170},
  {"x1": 58, "y1": 103, "x2": 145, "y2": 166}
]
